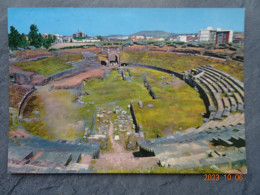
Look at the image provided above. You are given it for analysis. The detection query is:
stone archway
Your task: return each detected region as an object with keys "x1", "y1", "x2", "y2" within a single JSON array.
[
  {"x1": 101, "y1": 60, "x2": 107, "y2": 66},
  {"x1": 109, "y1": 53, "x2": 120, "y2": 65}
]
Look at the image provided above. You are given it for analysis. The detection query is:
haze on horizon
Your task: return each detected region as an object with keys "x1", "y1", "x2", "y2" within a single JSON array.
[{"x1": 8, "y1": 8, "x2": 245, "y2": 36}]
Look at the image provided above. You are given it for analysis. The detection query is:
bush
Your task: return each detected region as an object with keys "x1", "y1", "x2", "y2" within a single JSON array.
[{"x1": 173, "y1": 41, "x2": 185, "y2": 45}]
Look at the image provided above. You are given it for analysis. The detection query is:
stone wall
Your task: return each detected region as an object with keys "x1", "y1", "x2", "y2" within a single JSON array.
[
  {"x1": 130, "y1": 101, "x2": 140, "y2": 133},
  {"x1": 128, "y1": 63, "x2": 183, "y2": 79},
  {"x1": 18, "y1": 88, "x2": 37, "y2": 119},
  {"x1": 47, "y1": 64, "x2": 100, "y2": 82}
]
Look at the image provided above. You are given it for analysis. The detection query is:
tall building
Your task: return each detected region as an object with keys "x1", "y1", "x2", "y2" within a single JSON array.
[
  {"x1": 215, "y1": 29, "x2": 233, "y2": 44},
  {"x1": 199, "y1": 27, "x2": 233, "y2": 44},
  {"x1": 199, "y1": 27, "x2": 216, "y2": 42}
]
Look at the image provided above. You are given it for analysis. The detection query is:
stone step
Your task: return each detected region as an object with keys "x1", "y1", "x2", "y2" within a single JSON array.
[
  {"x1": 221, "y1": 113, "x2": 239, "y2": 127},
  {"x1": 36, "y1": 152, "x2": 72, "y2": 166},
  {"x1": 92, "y1": 156, "x2": 159, "y2": 170},
  {"x1": 160, "y1": 152, "x2": 207, "y2": 168}
]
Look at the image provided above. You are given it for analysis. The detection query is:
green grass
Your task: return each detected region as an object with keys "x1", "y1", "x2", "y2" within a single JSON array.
[
  {"x1": 131, "y1": 67, "x2": 205, "y2": 139},
  {"x1": 121, "y1": 51, "x2": 244, "y2": 81},
  {"x1": 23, "y1": 94, "x2": 46, "y2": 118},
  {"x1": 21, "y1": 120, "x2": 54, "y2": 140},
  {"x1": 21, "y1": 90, "x2": 96, "y2": 140},
  {"x1": 82, "y1": 70, "x2": 151, "y2": 110},
  {"x1": 13, "y1": 53, "x2": 83, "y2": 76},
  {"x1": 82, "y1": 68, "x2": 205, "y2": 140},
  {"x1": 21, "y1": 94, "x2": 54, "y2": 140}
]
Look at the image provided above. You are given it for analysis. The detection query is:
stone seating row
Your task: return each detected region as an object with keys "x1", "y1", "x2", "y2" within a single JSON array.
[
  {"x1": 201, "y1": 67, "x2": 244, "y2": 101},
  {"x1": 197, "y1": 77, "x2": 224, "y2": 120},
  {"x1": 195, "y1": 66, "x2": 244, "y2": 115},
  {"x1": 201, "y1": 72, "x2": 243, "y2": 111}
]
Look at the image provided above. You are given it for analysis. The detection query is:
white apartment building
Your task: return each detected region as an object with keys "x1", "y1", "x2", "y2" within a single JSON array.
[
  {"x1": 176, "y1": 35, "x2": 187, "y2": 42},
  {"x1": 199, "y1": 27, "x2": 233, "y2": 43}
]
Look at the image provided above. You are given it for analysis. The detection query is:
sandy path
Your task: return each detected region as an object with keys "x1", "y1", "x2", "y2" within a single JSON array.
[
  {"x1": 92, "y1": 121, "x2": 159, "y2": 170},
  {"x1": 53, "y1": 68, "x2": 105, "y2": 88},
  {"x1": 108, "y1": 121, "x2": 126, "y2": 153}
]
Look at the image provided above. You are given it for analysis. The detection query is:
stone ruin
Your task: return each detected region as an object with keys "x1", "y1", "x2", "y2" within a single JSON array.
[{"x1": 143, "y1": 76, "x2": 157, "y2": 99}]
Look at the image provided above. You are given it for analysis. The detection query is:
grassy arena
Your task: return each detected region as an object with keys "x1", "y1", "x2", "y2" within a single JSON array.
[
  {"x1": 83, "y1": 67, "x2": 206, "y2": 139},
  {"x1": 121, "y1": 51, "x2": 244, "y2": 81}
]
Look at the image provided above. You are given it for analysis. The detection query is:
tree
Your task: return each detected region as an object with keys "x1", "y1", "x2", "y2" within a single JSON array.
[
  {"x1": 52, "y1": 35, "x2": 56, "y2": 42},
  {"x1": 8, "y1": 26, "x2": 20, "y2": 50},
  {"x1": 8, "y1": 26, "x2": 29, "y2": 50},
  {"x1": 43, "y1": 35, "x2": 54, "y2": 49},
  {"x1": 28, "y1": 24, "x2": 42, "y2": 48},
  {"x1": 97, "y1": 35, "x2": 103, "y2": 41},
  {"x1": 19, "y1": 33, "x2": 29, "y2": 48}
]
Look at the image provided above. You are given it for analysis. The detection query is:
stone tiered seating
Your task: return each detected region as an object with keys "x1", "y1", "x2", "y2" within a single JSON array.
[
  {"x1": 36, "y1": 152, "x2": 73, "y2": 166},
  {"x1": 229, "y1": 96, "x2": 237, "y2": 111},
  {"x1": 196, "y1": 82, "x2": 216, "y2": 112},
  {"x1": 202, "y1": 71, "x2": 231, "y2": 93},
  {"x1": 202, "y1": 67, "x2": 244, "y2": 100},
  {"x1": 233, "y1": 93, "x2": 244, "y2": 110},
  {"x1": 8, "y1": 135, "x2": 101, "y2": 173},
  {"x1": 206, "y1": 66, "x2": 244, "y2": 89},
  {"x1": 195, "y1": 65, "x2": 244, "y2": 118},
  {"x1": 197, "y1": 78, "x2": 224, "y2": 120},
  {"x1": 222, "y1": 97, "x2": 231, "y2": 116},
  {"x1": 201, "y1": 75, "x2": 222, "y2": 93},
  {"x1": 138, "y1": 124, "x2": 246, "y2": 171},
  {"x1": 197, "y1": 113, "x2": 244, "y2": 131},
  {"x1": 201, "y1": 68, "x2": 236, "y2": 94}
]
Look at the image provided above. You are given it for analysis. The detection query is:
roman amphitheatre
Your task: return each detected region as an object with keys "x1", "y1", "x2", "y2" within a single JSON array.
[{"x1": 8, "y1": 42, "x2": 246, "y2": 173}]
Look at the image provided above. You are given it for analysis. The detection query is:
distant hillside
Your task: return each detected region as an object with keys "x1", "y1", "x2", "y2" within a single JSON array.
[
  {"x1": 132, "y1": 31, "x2": 175, "y2": 38},
  {"x1": 104, "y1": 31, "x2": 198, "y2": 38},
  {"x1": 104, "y1": 35, "x2": 129, "y2": 38}
]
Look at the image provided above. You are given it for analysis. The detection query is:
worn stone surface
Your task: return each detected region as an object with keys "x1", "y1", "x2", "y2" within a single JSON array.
[{"x1": 0, "y1": 0, "x2": 260, "y2": 194}]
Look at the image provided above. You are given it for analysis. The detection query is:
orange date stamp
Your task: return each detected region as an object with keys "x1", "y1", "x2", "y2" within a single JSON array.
[{"x1": 204, "y1": 174, "x2": 244, "y2": 181}]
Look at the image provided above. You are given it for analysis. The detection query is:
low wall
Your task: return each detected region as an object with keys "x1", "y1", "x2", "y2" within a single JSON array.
[
  {"x1": 128, "y1": 63, "x2": 183, "y2": 79},
  {"x1": 130, "y1": 102, "x2": 140, "y2": 133},
  {"x1": 47, "y1": 64, "x2": 101, "y2": 82},
  {"x1": 18, "y1": 88, "x2": 37, "y2": 119}
]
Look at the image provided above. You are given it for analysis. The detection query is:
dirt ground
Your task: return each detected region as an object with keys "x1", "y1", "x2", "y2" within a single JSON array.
[
  {"x1": 9, "y1": 65, "x2": 47, "y2": 85},
  {"x1": 9, "y1": 64, "x2": 34, "y2": 77},
  {"x1": 92, "y1": 121, "x2": 159, "y2": 171},
  {"x1": 57, "y1": 47, "x2": 102, "y2": 54},
  {"x1": 15, "y1": 49, "x2": 51, "y2": 57},
  {"x1": 53, "y1": 68, "x2": 105, "y2": 88},
  {"x1": 213, "y1": 48, "x2": 235, "y2": 53},
  {"x1": 108, "y1": 120, "x2": 126, "y2": 153},
  {"x1": 10, "y1": 129, "x2": 30, "y2": 138},
  {"x1": 37, "y1": 86, "x2": 85, "y2": 140},
  {"x1": 171, "y1": 79, "x2": 185, "y2": 89},
  {"x1": 50, "y1": 43, "x2": 94, "y2": 49}
]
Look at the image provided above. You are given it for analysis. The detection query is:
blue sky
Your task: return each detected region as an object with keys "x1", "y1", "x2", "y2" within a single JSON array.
[{"x1": 8, "y1": 8, "x2": 244, "y2": 36}]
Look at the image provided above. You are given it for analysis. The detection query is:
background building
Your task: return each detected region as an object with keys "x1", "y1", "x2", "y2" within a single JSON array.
[
  {"x1": 215, "y1": 29, "x2": 233, "y2": 44},
  {"x1": 199, "y1": 27, "x2": 216, "y2": 42},
  {"x1": 131, "y1": 35, "x2": 145, "y2": 41},
  {"x1": 73, "y1": 30, "x2": 87, "y2": 38},
  {"x1": 176, "y1": 35, "x2": 187, "y2": 42},
  {"x1": 199, "y1": 27, "x2": 233, "y2": 43}
]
